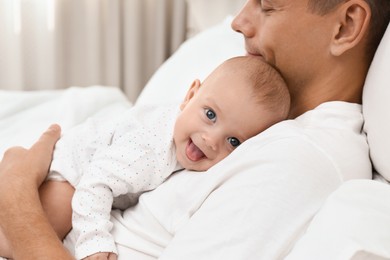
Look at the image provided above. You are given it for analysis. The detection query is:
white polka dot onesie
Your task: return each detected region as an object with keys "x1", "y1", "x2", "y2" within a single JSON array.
[{"x1": 49, "y1": 104, "x2": 181, "y2": 259}]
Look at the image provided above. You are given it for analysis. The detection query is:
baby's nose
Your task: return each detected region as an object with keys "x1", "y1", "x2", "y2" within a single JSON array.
[{"x1": 202, "y1": 134, "x2": 218, "y2": 151}]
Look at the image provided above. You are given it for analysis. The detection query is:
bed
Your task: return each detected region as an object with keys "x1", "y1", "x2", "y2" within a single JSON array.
[{"x1": 1, "y1": 5, "x2": 390, "y2": 260}]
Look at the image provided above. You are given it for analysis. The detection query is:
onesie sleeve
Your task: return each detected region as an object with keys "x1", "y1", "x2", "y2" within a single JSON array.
[{"x1": 72, "y1": 105, "x2": 178, "y2": 259}]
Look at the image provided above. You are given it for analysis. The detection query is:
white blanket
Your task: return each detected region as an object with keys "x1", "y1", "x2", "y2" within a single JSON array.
[
  {"x1": 0, "y1": 86, "x2": 131, "y2": 159},
  {"x1": 0, "y1": 86, "x2": 131, "y2": 260}
]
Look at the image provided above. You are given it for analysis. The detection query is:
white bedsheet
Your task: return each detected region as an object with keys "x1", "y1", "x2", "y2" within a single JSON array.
[{"x1": 0, "y1": 86, "x2": 131, "y2": 160}]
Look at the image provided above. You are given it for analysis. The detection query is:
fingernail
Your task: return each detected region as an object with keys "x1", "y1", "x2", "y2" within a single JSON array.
[{"x1": 48, "y1": 124, "x2": 60, "y2": 131}]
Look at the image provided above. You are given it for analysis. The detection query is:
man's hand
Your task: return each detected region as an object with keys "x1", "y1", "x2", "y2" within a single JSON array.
[
  {"x1": 0, "y1": 124, "x2": 61, "y2": 191},
  {"x1": 83, "y1": 252, "x2": 117, "y2": 260},
  {"x1": 0, "y1": 124, "x2": 74, "y2": 260}
]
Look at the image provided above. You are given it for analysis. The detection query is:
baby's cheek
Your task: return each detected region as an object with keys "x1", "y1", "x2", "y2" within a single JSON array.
[
  {"x1": 208, "y1": 155, "x2": 225, "y2": 169},
  {"x1": 193, "y1": 160, "x2": 214, "y2": 172},
  {"x1": 220, "y1": 149, "x2": 232, "y2": 160}
]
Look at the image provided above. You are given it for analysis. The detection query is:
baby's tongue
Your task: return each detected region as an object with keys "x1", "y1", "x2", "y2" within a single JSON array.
[{"x1": 186, "y1": 140, "x2": 205, "y2": 161}]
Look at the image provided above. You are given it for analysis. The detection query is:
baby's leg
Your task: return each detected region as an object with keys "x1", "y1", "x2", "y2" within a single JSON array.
[
  {"x1": 0, "y1": 180, "x2": 74, "y2": 258},
  {"x1": 39, "y1": 180, "x2": 75, "y2": 239},
  {"x1": 0, "y1": 226, "x2": 12, "y2": 258}
]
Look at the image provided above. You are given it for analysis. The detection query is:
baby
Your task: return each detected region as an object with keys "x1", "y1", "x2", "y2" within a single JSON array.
[{"x1": 0, "y1": 56, "x2": 290, "y2": 260}]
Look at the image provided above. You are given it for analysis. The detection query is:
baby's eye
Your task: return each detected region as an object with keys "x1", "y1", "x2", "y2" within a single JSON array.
[
  {"x1": 228, "y1": 137, "x2": 241, "y2": 148},
  {"x1": 205, "y1": 108, "x2": 217, "y2": 122}
]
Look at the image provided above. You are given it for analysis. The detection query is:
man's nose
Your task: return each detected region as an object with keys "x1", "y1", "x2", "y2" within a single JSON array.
[{"x1": 231, "y1": 0, "x2": 255, "y2": 37}]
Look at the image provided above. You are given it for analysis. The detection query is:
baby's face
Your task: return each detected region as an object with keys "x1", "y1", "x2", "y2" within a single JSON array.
[{"x1": 173, "y1": 71, "x2": 274, "y2": 171}]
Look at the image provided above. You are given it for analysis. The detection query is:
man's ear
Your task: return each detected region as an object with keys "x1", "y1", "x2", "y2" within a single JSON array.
[
  {"x1": 180, "y1": 79, "x2": 201, "y2": 110},
  {"x1": 330, "y1": 0, "x2": 371, "y2": 56}
]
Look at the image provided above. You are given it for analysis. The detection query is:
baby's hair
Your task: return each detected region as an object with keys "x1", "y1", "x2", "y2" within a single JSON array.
[{"x1": 219, "y1": 56, "x2": 290, "y2": 123}]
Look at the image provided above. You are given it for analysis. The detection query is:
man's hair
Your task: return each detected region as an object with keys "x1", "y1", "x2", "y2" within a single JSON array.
[{"x1": 307, "y1": 0, "x2": 390, "y2": 62}]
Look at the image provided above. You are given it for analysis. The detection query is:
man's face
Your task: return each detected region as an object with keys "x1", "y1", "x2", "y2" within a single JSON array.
[{"x1": 231, "y1": 0, "x2": 335, "y2": 92}]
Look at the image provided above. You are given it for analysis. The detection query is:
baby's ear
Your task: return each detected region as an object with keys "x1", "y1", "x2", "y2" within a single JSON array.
[{"x1": 180, "y1": 79, "x2": 201, "y2": 110}]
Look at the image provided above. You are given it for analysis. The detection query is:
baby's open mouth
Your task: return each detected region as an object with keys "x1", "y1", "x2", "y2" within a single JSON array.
[{"x1": 186, "y1": 139, "x2": 206, "y2": 162}]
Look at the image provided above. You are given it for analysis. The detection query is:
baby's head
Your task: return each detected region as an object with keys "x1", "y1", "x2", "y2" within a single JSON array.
[{"x1": 174, "y1": 56, "x2": 290, "y2": 171}]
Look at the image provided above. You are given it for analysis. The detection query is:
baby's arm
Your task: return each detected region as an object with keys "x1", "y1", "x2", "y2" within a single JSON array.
[
  {"x1": 71, "y1": 170, "x2": 119, "y2": 259},
  {"x1": 72, "y1": 106, "x2": 177, "y2": 259},
  {"x1": 72, "y1": 133, "x2": 177, "y2": 258},
  {"x1": 71, "y1": 135, "x2": 167, "y2": 259}
]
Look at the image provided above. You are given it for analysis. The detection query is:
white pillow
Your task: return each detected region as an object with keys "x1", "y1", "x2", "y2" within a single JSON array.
[
  {"x1": 363, "y1": 23, "x2": 390, "y2": 181},
  {"x1": 136, "y1": 17, "x2": 244, "y2": 106},
  {"x1": 285, "y1": 180, "x2": 390, "y2": 259}
]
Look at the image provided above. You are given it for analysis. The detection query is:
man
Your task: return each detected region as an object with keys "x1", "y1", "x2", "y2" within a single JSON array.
[
  {"x1": 232, "y1": 0, "x2": 389, "y2": 118},
  {"x1": 0, "y1": 0, "x2": 389, "y2": 259}
]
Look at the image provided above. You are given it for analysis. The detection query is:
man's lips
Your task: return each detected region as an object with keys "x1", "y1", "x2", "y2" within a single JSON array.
[
  {"x1": 245, "y1": 44, "x2": 264, "y2": 58},
  {"x1": 246, "y1": 51, "x2": 264, "y2": 59},
  {"x1": 186, "y1": 139, "x2": 206, "y2": 162},
  {"x1": 246, "y1": 50, "x2": 259, "y2": 56}
]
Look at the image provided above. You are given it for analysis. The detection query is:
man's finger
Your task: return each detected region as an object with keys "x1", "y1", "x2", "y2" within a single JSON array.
[
  {"x1": 30, "y1": 124, "x2": 61, "y2": 155},
  {"x1": 108, "y1": 253, "x2": 117, "y2": 260}
]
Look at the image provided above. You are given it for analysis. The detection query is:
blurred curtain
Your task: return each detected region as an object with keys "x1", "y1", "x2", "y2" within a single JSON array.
[{"x1": 0, "y1": 0, "x2": 187, "y2": 102}]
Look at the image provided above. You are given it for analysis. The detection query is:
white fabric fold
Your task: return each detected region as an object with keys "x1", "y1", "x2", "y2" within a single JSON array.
[{"x1": 286, "y1": 180, "x2": 390, "y2": 260}]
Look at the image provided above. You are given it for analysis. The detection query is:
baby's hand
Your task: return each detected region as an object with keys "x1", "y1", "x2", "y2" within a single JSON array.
[{"x1": 82, "y1": 252, "x2": 117, "y2": 260}]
